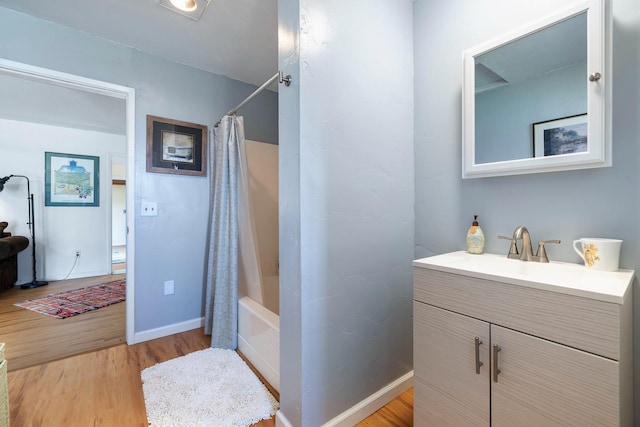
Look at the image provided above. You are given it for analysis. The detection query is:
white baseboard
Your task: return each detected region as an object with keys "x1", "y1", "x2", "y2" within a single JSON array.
[
  {"x1": 275, "y1": 371, "x2": 413, "y2": 426},
  {"x1": 322, "y1": 371, "x2": 413, "y2": 426},
  {"x1": 132, "y1": 317, "x2": 204, "y2": 344},
  {"x1": 276, "y1": 409, "x2": 293, "y2": 427},
  {"x1": 45, "y1": 269, "x2": 112, "y2": 282}
]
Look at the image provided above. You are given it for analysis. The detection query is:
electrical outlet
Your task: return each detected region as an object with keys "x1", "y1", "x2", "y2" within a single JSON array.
[
  {"x1": 164, "y1": 280, "x2": 174, "y2": 295},
  {"x1": 75, "y1": 250, "x2": 81, "y2": 257},
  {"x1": 141, "y1": 201, "x2": 158, "y2": 217}
]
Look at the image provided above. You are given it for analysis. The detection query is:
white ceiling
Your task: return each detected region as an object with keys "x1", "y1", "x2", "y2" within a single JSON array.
[{"x1": 0, "y1": 0, "x2": 278, "y2": 88}]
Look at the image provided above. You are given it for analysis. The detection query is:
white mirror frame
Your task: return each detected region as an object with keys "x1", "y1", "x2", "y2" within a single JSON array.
[{"x1": 462, "y1": 0, "x2": 611, "y2": 179}]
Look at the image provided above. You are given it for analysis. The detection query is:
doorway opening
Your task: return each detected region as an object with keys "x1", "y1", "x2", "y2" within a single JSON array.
[{"x1": 0, "y1": 59, "x2": 136, "y2": 347}]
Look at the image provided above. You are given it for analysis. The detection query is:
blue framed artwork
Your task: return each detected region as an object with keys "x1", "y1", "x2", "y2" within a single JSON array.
[{"x1": 45, "y1": 152, "x2": 100, "y2": 207}]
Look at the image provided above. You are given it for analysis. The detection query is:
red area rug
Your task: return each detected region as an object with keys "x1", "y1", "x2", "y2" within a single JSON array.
[{"x1": 14, "y1": 279, "x2": 126, "y2": 319}]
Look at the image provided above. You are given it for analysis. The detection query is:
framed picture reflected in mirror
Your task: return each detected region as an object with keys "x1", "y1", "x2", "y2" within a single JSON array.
[{"x1": 533, "y1": 114, "x2": 588, "y2": 158}]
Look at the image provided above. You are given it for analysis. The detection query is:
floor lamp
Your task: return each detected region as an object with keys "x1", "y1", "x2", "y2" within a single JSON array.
[{"x1": 0, "y1": 175, "x2": 48, "y2": 289}]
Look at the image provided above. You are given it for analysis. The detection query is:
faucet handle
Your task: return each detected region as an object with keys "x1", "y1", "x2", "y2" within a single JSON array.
[
  {"x1": 536, "y1": 240, "x2": 561, "y2": 263},
  {"x1": 498, "y1": 235, "x2": 519, "y2": 258}
]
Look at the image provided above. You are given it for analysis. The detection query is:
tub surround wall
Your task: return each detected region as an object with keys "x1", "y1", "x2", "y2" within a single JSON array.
[
  {"x1": 245, "y1": 140, "x2": 279, "y2": 278},
  {"x1": 239, "y1": 140, "x2": 279, "y2": 395},
  {"x1": 278, "y1": 0, "x2": 415, "y2": 425},
  {"x1": 244, "y1": 139, "x2": 279, "y2": 309},
  {"x1": 262, "y1": 274, "x2": 279, "y2": 315},
  {"x1": 414, "y1": 0, "x2": 640, "y2": 412}
]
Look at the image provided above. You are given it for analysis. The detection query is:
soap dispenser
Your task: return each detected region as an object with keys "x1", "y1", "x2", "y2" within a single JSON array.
[{"x1": 466, "y1": 215, "x2": 485, "y2": 254}]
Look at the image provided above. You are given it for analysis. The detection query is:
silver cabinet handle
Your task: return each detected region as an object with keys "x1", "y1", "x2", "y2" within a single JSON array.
[
  {"x1": 492, "y1": 345, "x2": 501, "y2": 382},
  {"x1": 474, "y1": 337, "x2": 483, "y2": 374}
]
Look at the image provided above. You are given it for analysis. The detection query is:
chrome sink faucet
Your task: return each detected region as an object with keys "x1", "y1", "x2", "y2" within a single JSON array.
[{"x1": 498, "y1": 226, "x2": 560, "y2": 263}]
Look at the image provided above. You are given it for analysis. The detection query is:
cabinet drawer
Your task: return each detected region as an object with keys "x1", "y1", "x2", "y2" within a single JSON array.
[{"x1": 414, "y1": 267, "x2": 621, "y2": 360}]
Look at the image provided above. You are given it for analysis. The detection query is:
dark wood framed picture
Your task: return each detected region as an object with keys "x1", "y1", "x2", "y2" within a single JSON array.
[{"x1": 146, "y1": 115, "x2": 208, "y2": 176}]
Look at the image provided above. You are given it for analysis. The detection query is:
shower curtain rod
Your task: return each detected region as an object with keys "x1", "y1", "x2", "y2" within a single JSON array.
[{"x1": 225, "y1": 71, "x2": 292, "y2": 116}]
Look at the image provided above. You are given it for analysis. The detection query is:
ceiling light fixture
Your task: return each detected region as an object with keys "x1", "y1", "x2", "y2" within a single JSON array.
[
  {"x1": 169, "y1": 0, "x2": 197, "y2": 12},
  {"x1": 156, "y1": 0, "x2": 211, "y2": 21}
]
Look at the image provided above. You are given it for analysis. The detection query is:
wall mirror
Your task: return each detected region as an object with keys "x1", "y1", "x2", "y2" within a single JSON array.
[{"x1": 462, "y1": 0, "x2": 610, "y2": 178}]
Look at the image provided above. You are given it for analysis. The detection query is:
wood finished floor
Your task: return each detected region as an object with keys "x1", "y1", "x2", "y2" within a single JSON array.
[
  {"x1": 8, "y1": 328, "x2": 414, "y2": 426},
  {"x1": 2, "y1": 274, "x2": 412, "y2": 425},
  {"x1": 0, "y1": 273, "x2": 126, "y2": 371}
]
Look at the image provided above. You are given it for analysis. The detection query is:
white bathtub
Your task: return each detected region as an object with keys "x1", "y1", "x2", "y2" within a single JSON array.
[{"x1": 238, "y1": 295, "x2": 280, "y2": 392}]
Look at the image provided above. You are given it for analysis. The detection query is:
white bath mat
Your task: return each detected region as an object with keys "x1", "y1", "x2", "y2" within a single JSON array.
[{"x1": 141, "y1": 348, "x2": 278, "y2": 427}]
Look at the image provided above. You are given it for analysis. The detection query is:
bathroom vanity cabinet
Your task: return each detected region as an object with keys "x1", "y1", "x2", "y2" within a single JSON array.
[{"x1": 413, "y1": 251, "x2": 634, "y2": 426}]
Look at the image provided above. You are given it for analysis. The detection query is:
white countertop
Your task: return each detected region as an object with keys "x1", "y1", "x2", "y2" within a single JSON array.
[{"x1": 413, "y1": 251, "x2": 634, "y2": 304}]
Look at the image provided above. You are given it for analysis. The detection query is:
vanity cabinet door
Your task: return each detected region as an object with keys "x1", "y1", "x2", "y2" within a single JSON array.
[
  {"x1": 491, "y1": 325, "x2": 619, "y2": 427},
  {"x1": 414, "y1": 302, "x2": 490, "y2": 427}
]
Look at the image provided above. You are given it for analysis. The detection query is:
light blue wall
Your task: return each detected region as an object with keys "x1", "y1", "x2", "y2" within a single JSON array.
[
  {"x1": 476, "y1": 62, "x2": 587, "y2": 163},
  {"x1": 415, "y1": 0, "x2": 640, "y2": 414},
  {"x1": 278, "y1": 0, "x2": 414, "y2": 424},
  {"x1": 0, "y1": 8, "x2": 278, "y2": 333},
  {"x1": 277, "y1": 0, "x2": 302, "y2": 424}
]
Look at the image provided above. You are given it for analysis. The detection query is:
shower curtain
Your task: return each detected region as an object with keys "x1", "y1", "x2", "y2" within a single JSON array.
[{"x1": 204, "y1": 115, "x2": 262, "y2": 349}]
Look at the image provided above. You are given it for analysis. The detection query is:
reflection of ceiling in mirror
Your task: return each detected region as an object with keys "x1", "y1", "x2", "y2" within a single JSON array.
[
  {"x1": 475, "y1": 12, "x2": 587, "y2": 92},
  {"x1": 475, "y1": 63, "x2": 507, "y2": 93}
]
